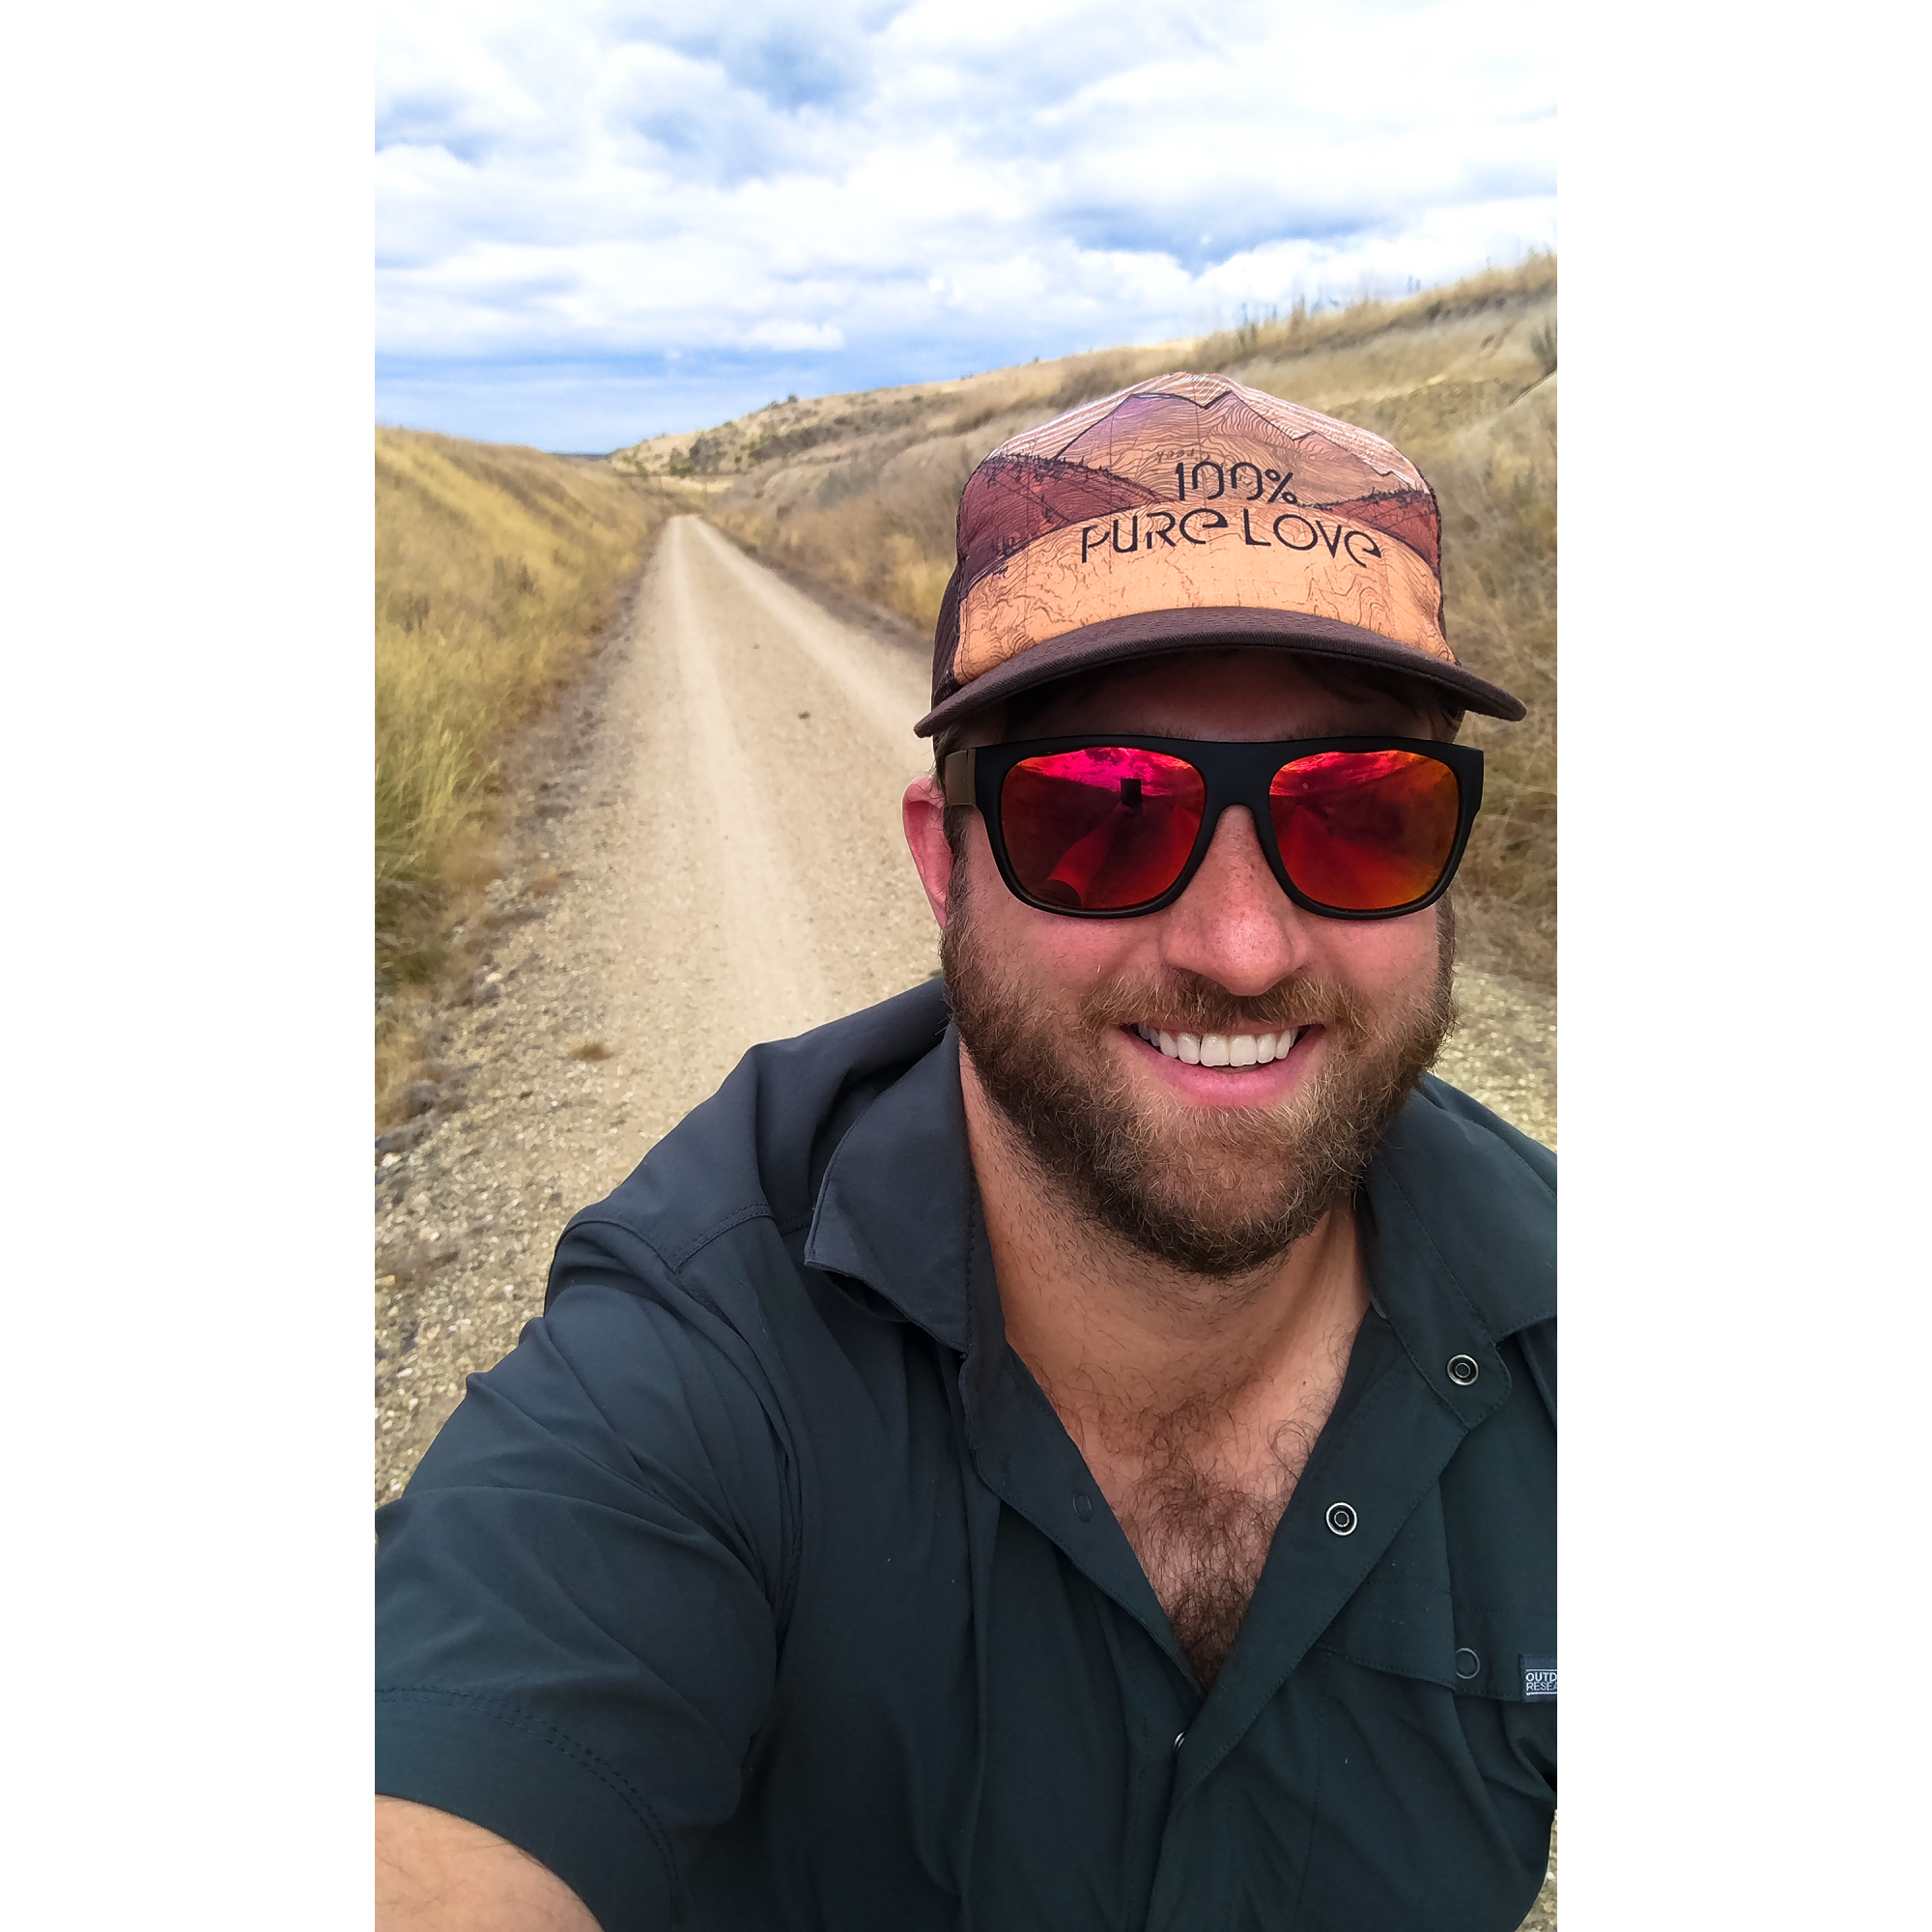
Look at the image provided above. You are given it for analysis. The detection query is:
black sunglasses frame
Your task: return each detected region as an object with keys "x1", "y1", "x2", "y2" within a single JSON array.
[{"x1": 943, "y1": 734, "x2": 1485, "y2": 922}]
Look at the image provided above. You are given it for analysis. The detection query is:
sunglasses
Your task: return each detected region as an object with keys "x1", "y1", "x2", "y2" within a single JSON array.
[{"x1": 942, "y1": 734, "x2": 1484, "y2": 921}]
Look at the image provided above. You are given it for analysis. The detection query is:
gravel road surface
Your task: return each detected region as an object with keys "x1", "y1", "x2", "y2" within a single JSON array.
[{"x1": 374, "y1": 513, "x2": 1558, "y2": 1921}]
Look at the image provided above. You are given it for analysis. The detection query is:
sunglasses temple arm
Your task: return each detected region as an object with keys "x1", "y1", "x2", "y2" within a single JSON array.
[{"x1": 942, "y1": 749, "x2": 977, "y2": 808}]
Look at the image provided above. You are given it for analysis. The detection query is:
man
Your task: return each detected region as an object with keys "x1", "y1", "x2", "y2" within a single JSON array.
[{"x1": 376, "y1": 373, "x2": 1556, "y2": 1932}]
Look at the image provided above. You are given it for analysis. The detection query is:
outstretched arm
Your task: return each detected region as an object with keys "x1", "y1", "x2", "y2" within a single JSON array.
[{"x1": 377, "y1": 1798, "x2": 600, "y2": 1932}]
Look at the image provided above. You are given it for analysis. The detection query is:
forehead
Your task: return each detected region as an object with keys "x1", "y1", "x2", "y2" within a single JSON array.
[{"x1": 1015, "y1": 649, "x2": 1436, "y2": 743}]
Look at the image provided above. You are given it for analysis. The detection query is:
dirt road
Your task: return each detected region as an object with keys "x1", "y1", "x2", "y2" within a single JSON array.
[{"x1": 374, "y1": 513, "x2": 1557, "y2": 1921}]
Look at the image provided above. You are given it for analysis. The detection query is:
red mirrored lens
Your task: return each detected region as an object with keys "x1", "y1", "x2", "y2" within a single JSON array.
[
  {"x1": 1268, "y1": 751, "x2": 1460, "y2": 910},
  {"x1": 1000, "y1": 748, "x2": 1207, "y2": 910}
]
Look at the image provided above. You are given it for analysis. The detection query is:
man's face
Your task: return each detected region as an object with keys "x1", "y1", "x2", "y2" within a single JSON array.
[{"x1": 905, "y1": 650, "x2": 1456, "y2": 1281}]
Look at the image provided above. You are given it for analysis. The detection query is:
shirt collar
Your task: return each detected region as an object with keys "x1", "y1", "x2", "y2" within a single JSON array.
[
  {"x1": 1353, "y1": 1075, "x2": 1555, "y2": 1426},
  {"x1": 804, "y1": 1022, "x2": 979, "y2": 1354},
  {"x1": 805, "y1": 1039, "x2": 1554, "y2": 1386}
]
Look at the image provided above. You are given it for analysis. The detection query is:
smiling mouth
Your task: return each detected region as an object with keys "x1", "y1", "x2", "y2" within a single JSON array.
[{"x1": 1129, "y1": 1022, "x2": 1306, "y2": 1067}]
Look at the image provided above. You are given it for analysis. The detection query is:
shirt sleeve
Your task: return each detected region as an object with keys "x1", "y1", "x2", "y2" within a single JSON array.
[
  {"x1": 1416, "y1": 1071, "x2": 1557, "y2": 1180},
  {"x1": 375, "y1": 1275, "x2": 794, "y2": 1932}
]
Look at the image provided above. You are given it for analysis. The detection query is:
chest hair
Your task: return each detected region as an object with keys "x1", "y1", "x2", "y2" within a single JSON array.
[
  {"x1": 1110, "y1": 1405, "x2": 1324, "y2": 1689},
  {"x1": 1079, "y1": 1292, "x2": 1364, "y2": 1689}
]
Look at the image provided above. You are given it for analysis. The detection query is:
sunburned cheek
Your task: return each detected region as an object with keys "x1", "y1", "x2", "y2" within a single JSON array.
[{"x1": 1308, "y1": 921, "x2": 1439, "y2": 1004}]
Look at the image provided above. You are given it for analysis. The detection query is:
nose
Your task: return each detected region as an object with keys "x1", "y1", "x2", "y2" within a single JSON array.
[{"x1": 1156, "y1": 804, "x2": 1316, "y2": 995}]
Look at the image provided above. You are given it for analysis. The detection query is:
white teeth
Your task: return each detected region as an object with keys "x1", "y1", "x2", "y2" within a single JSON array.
[{"x1": 1139, "y1": 1024, "x2": 1304, "y2": 1068}]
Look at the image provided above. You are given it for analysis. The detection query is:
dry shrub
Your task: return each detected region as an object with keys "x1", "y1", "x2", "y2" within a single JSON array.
[
  {"x1": 440, "y1": 818, "x2": 508, "y2": 892},
  {"x1": 375, "y1": 993, "x2": 433, "y2": 1126}
]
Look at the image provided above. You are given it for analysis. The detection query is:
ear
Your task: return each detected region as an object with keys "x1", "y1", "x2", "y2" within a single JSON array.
[{"x1": 902, "y1": 775, "x2": 956, "y2": 930}]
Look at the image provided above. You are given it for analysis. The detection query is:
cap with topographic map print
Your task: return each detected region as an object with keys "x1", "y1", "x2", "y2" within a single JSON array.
[{"x1": 915, "y1": 371, "x2": 1525, "y2": 736}]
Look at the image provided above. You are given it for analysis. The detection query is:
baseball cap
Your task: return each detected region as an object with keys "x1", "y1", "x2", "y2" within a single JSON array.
[{"x1": 915, "y1": 371, "x2": 1524, "y2": 737}]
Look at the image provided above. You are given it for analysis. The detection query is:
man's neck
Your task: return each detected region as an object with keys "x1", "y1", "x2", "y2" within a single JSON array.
[{"x1": 958, "y1": 1047, "x2": 1371, "y2": 1455}]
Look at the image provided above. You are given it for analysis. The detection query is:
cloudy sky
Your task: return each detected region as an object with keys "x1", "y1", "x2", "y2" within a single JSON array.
[{"x1": 376, "y1": 1, "x2": 1555, "y2": 452}]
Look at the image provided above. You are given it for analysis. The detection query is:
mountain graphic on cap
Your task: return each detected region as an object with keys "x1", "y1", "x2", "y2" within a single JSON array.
[{"x1": 916, "y1": 372, "x2": 1524, "y2": 736}]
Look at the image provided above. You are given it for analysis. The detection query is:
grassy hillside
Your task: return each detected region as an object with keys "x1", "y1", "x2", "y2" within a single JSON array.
[
  {"x1": 613, "y1": 256, "x2": 1556, "y2": 986},
  {"x1": 375, "y1": 429, "x2": 683, "y2": 1119}
]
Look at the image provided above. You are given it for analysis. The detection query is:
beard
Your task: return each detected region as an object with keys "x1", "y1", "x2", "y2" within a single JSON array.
[{"x1": 942, "y1": 868, "x2": 1457, "y2": 1282}]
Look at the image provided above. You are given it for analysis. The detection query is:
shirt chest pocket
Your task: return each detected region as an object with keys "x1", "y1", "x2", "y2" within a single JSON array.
[
  {"x1": 1312, "y1": 1482, "x2": 1555, "y2": 1700},
  {"x1": 1282, "y1": 1490, "x2": 1555, "y2": 1932}
]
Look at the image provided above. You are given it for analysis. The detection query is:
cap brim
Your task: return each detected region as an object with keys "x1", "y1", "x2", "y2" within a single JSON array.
[{"x1": 914, "y1": 606, "x2": 1526, "y2": 737}]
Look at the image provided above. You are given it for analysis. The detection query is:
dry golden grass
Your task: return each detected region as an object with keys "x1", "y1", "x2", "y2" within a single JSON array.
[
  {"x1": 682, "y1": 257, "x2": 1557, "y2": 985},
  {"x1": 374, "y1": 1013, "x2": 433, "y2": 1133},
  {"x1": 376, "y1": 431, "x2": 678, "y2": 931},
  {"x1": 720, "y1": 491, "x2": 964, "y2": 633},
  {"x1": 1192, "y1": 250, "x2": 1556, "y2": 372},
  {"x1": 1424, "y1": 416, "x2": 1557, "y2": 986},
  {"x1": 375, "y1": 429, "x2": 685, "y2": 1120}
]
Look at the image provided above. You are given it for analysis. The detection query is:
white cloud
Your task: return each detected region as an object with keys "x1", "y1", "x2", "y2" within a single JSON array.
[
  {"x1": 744, "y1": 319, "x2": 846, "y2": 351},
  {"x1": 377, "y1": 0, "x2": 1555, "y2": 446}
]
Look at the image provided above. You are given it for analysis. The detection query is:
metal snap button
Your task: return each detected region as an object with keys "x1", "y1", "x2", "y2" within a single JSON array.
[
  {"x1": 1072, "y1": 1490, "x2": 1094, "y2": 1522},
  {"x1": 1446, "y1": 1353, "x2": 1480, "y2": 1386},
  {"x1": 1324, "y1": 1501, "x2": 1357, "y2": 1536},
  {"x1": 1172, "y1": 1730, "x2": 1186, "y2": 1754},
  {"x1": 1454, "y1": 1647, "x2": 1481, "y2": 1680}
]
